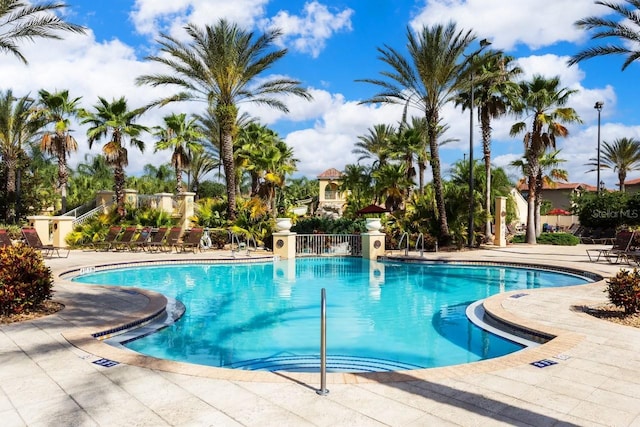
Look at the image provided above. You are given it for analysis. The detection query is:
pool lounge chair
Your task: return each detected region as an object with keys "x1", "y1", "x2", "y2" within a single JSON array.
[
  {"x1": 127, "y1": 226, "x2": 152, "y2": 251},
  {"x1": 177, "y1": 227, "x2": 204, "y2": 253},
  {"x1": 112, "y1": 226, "x2": 138, "y2": 251},
  {"x1": 162, "y1": 227, "x2": 183, "y2": 252},
  {"x1": 0, "y1": 229, "x2": 12, "y2": 248},
  {"x1": 21, "y1": 227, "x2": 69, "y2": 258},
  {"x1": 144, "y1": 227, "x2": 169, "y2": 252},
  {"x1": 586, "y1": 230, "x2": 634, "y2": 263},
  {"x1": 93, "y1": 226, "x2": 123, "y2": 251}
]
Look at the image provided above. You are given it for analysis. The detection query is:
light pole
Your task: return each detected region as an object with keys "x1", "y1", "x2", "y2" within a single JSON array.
[
  {"x1": 467, "y1": 39, "x2": 491, "y2": 248},
  {"x1": 594, "y1": 101, "x2": 603, "y2": 194}
]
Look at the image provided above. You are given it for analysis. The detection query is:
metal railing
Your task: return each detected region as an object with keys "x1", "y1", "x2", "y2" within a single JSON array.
[
  {"x1": 317, "y1": 288, "x2": 328, "y2": 396},
  {"x1": 398, "y1": 232, "x2": 409, "y2": 256},
  {"x1": 416, "y1": 232, "x2": 424, "y2": 257},
  {"x1": 72, "y1": 202, "x2": 113, "y2": 226},
  {"x1": 295, "y1": 234, "x2": 361, "y2": 256}
]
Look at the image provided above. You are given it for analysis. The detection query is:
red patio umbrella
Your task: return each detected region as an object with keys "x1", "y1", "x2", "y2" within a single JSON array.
[
  {"x1": 356, "y1": 204, "x2": 389, "y2": 216},
  {"x1": 546, "y1": 208, "x2": 571, "y2": 229}
]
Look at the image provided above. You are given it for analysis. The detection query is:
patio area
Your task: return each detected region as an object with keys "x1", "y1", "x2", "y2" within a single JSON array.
[{"x1": 1, "y1": 244, "x2": 640, "y2": 426}]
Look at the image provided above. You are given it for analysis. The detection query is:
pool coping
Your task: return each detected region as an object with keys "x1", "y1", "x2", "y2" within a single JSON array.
[{"x1": 58, "y1": 256, "x2": 600, "y2": 385}]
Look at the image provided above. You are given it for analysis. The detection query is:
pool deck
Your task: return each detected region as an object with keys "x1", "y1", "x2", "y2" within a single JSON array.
[{"x1": 2, "y1": 244, "x2": 640, "y2": 426}]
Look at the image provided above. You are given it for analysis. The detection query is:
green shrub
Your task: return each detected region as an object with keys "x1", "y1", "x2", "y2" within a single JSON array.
[
  {"x1": 511, "y1": 232, "x2": 579, "y2": 246},
  {"x1": 0, "y1": 244, "x2": 54, "y2": 316},
  {"x1": 606, "y1": 269, "x2": 640, "y2": 314}
]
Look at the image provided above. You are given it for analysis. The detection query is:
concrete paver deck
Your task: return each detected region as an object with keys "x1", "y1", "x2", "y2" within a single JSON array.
[{"x1": 1, "y1": 244, "x2": 640, "y2": 426}]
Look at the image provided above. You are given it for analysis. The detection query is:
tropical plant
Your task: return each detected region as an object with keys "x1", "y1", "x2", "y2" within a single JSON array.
[
  {"x1": 136, "y1": 19, "x2": 311, "y2": 221},
  {"x1": 352, "y1": 124, "x2": 395, "y2": 168},
  {"x1": 153, "y1": 113, "x2": 204, "y2": 194},
  {"x1": 0, "y1": 0, "x2": 85, "y2": 64},
  {"x1": 372, "y1": 162, "x2": 413, "y2": 212},
  {"x1": 586, "y1": 137, "x2": 640, "y2": 191},
  {"x1": 0, "y1": 90, "x2": 42, "y2": 223},
  {"x1": 0, "y1": 243, "x2": 53, "y2": 316},
  {"x1": 606, "y1": 268, "x2": 640, "y2": 314},
  {"x1": 457, "y1": 52, "x2": 522, "y2": 240},
  {"x1": 358, "y1": 22, "x2": 477, "y2": 244},
  {"x1": 509, "y1": 75, "x2": 581, "y2": 243},
  {"x1": 569, "y1": 0, "x2": 640, "y2": 71},
  {"x1": 36, "y1": 89, "x2": 81, "y2": 213},
  {"x1": 80, "y1": 97, "x2": 149, "y2": 217}
]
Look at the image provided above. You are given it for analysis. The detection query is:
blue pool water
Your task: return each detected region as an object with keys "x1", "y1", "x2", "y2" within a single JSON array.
[{"x1": 72, "y1": 258, "x2": 590, "y2": 372}]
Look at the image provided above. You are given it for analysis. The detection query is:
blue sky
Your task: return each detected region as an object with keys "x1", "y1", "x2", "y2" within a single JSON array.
[{"x1": 2, "y1": 0, "x2": 639, "y2": 189}]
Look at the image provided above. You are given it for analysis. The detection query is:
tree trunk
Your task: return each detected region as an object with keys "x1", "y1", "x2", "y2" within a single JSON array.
[
  {"x1": 114, "y1": 165, "x2": 126, "y2": 218},
  {"x1": 526, "y1": 163, "x2": 537, "y2": 244},
  {"x1": 5, "y1": 156, "x2": 17, "y2": 223},
  {"x1": 217, "y1": 105, "x2": 237, "y2": 221},
  {"x1": 58, "y1": 147, "x2": 68, "y2": 214},
  {"x1": 481, "y1": 108, "x2": 492, "y2": 242},
  {"x1": 175, "y1": 164, "x2": 183, "y2": 194},
  {"x1": 418, "y1": 161, "x2": 426, "y2": 195},
  {"x1": 427, "y1": 110, "x2": 449, "y2": 243}
]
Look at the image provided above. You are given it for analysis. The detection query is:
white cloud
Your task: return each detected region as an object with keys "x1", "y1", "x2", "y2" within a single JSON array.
[
  {"x1": 259, "y1": 1, "x2": 353, "y2": 58},
  {"x1": 410, "y1": 0, "x2": 603, "y2": 51},
  {"x1": 131, "y1": 0, "x2": 269, "y2": 39}
]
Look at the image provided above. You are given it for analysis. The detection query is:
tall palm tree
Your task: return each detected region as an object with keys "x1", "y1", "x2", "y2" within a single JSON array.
[
  {"x1": 136, "y1": 19, "x2": 311, "y2": 220},
  {"x1": 0, "y1": 0, "x2": 85, "y2": 64},
  {"x1": 457, "y1": 52, "x2": 522, "y2": 240},
  {"x1": 187, "y1": 149, "x2": 219, "y2": 196},
  {"x1": 372, "y1": 162, "x2": 412, "y2": 212},
  {"x1": 352, "y1": 124, "x2": 395, "y2": 168},
  {"x1": 153, "y1": 113, "x2": 204, "y2": 194},
  {"x1": 510, "y1": 75, "x2": 581, "y2": 244},
  {"x1": 0, "y1": 90, "x2": 41, "y2": 222},
  {"x1": 358, "y1": 22, "x2": 476, "y2": 243},
  {"x1": 37, "y1": 89, "x2": 81, "y2": 213},
  {"x1": 586, "y1": 137, "x2": 640, "y2": 191},
  {"x1": 569, "y1": 0, "x2": 640, "y2": 70},
  {"x1": 80, "y1": 97, "x2": 148, "y2": 217}
]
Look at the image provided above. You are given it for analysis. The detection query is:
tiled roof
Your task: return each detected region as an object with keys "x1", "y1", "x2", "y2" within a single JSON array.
[
  {"x1": 516, "y1": 181, "x2": 597, "y2": 191},
  {"x1": 624, "y1": 177, "x2": 640, "y2": 186},
  {"x1": 317, "y1": 168, "x2": 343, "y2": 179}
]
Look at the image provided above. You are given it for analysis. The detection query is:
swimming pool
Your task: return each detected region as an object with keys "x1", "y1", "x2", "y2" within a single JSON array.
[{"x1": 72, "y1": 258, "x2": 591, "y2": 372}]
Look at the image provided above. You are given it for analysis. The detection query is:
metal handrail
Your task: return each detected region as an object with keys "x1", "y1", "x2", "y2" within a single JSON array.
[
  {"x1": 72, "y1": 201, "x2": 112, "y2": 226},
  {"x1": 416, "y1": 232, "x2": 424, "y2": 257},
  {"x1": 398, "y1": 232, "x2": 409, "y2": 256},
  {"x1": 317, "y1": 288, "x2": 328, "y2": 396}
]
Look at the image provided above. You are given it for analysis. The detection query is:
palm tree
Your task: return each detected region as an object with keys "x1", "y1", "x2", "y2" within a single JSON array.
[
  {"x1": 358, "y1": 22, "x2": 476, "y2": 243},
  {"x1": 457, "y1": 52, "x2": 522, "y2": 240},
  {"x1": 510, "y1": 75, "x2": 581, "y2": 243},
  {"x1": 37, "y1": 89, "x2": 81, "y2": 213},
  {"x1": 0, "y1": 0, "x2": 85, "y2": 64},
  {"x1": 569, "y1": 0, "x2": 640, "y2": 70},
  {"x1": 187, "y1": 149, "x2": 219, "y2": 196},
  {"x1": 0, "y1": 90, "x2": 41, "y2": 222},
  {"x1": 372, "y1": 162, "x2": 412, "y2": 212},
  {"x1": 136, "y1": 19, "x2": 311, "y2": 220},
  {"x1": 586, "y1": 137, "x2": 640, "y2": 191},
  {"x1": 153, "y1": 113, "x2": 204, "y2": 194},
  {"x1": 352, "y1": 124, "x2": 395, "y2": 168},
  {"x1": 80, "y1": 97, "x2": 148, "y2": 217}
]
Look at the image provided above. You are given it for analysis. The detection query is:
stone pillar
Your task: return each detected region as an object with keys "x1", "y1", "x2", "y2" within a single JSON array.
[
  {"x1": 96, "y1": 190, "x2": 115, "y2": 214},
  {"x1": 273, "y1": 218, "x2": 296, "y2": 259},
  {"x1": 177, "y1": 192, "x2": 196, "y2": 230},
  {"x1": 124, "y1": 189, "x2": 138, "y2": 208},
  {"x1": 52, "y1": 216, "x2": 74, "y2": 248},
  {"x1": 273, "y1": 258, "x2": 296, "y2": 298},
  {"x1": 154, "y1": 192, "x2": 174, "y2": 214},
  {"x1": 494, "y1": 196, "x2": 507, "y2": 247},
  {"x1": 362, "y1": 218, "x2": 385, "y2": 260},
  {"x1": 27, "y1": 216, "x2": 51, "y2": 245}
]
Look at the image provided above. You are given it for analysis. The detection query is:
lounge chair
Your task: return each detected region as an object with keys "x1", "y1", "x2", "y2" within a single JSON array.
[
  {"x1": 112, "y1": 226, "x2": 138, "y2": 251},
  {"x1": 128, "y1": 226, "x2": 152, "y2": 251},
  {"x1": 0, "y1": 229, "x2": 12, "y2": 248},
  {"x1": 21, "y1": 227, "x2": 69, "y2": 258},
  {"x1": 178, "y1": 227, "x2": 203, "y2": 253},
  {"x1": 586, "y1": 230, "x2": 634, "y2": 263},
  {"x1": 144, "y1": 227, "x2": 169, "y2": 252},
  {"x1": 163, "y1": 227, "x2": 183, "y2": 252},
  {"x1": 93, "y1": 226, "x2": 122, "y2": 251}
]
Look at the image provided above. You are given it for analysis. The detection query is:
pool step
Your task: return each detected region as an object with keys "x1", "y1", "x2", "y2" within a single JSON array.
[{"x1": 227, "y1": 355, "x2": 425, "y2": 372}]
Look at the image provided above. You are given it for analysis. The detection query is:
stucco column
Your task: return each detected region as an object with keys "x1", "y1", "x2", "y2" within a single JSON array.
[
  {"x1": 124, "y1": 189, "x2": 138, "y2": 208},
  {"x1": 52, "y1": 216, "x2": 74, "y2": 248},
  {"x1": 154, "y1": 192, "x2": 174, "y2": 214},
  {"x1": 96, "y1": 190, "x2": 115, "y2": 214},
  {"x1": 494, "y1": 196, "x2": 507, "y2": 247},
  {"x1": 177, "y1": 192, "x2": 196, "y2": 230},
  {"x1": 27, "y1": 216, "x2": 51, "y2": 245}
]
